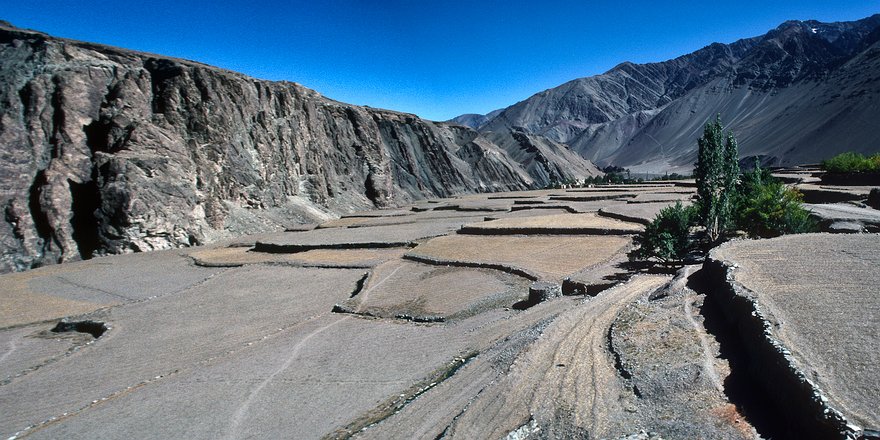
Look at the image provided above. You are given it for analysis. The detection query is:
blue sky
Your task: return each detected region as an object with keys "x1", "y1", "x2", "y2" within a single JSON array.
[{"x1": 4, "y1": 1, "x2": 879, "y2": 121}]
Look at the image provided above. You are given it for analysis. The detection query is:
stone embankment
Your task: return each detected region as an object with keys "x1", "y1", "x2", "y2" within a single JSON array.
[{"x1": 705, "y1": 234, "x2": 880, "y2": 440}]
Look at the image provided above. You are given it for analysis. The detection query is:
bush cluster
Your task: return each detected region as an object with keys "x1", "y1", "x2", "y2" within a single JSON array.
[
  {"x1": 734, "y1": 167, "x2": 815, "y2": 238},
  {"x1": 632, "y1": 118, "x2": 817, "y2": 266},
  {"x1": 631, "y1": 202, "x2": 697, "y2": 265},
  {"x1": 821, "y1": 152, "x2": 880, "y2": 173}
]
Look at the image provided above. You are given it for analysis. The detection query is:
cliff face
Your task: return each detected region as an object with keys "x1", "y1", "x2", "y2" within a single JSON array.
[{"x1": 0, "y1": 24, "x2": 599, "y2": 272}]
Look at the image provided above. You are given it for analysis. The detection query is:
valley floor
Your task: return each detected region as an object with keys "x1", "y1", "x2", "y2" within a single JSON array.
[{"x1": 1, "y1": 180, "x2": 877, "y2": 439}]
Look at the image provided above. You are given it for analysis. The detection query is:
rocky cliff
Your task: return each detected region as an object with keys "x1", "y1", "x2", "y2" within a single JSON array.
[
  {"x1": 466, "y1": 15, "x2": 880, "y2": 172},
  {"x1": 0, "y1": 23, "x2": 599, "y2": 272}
]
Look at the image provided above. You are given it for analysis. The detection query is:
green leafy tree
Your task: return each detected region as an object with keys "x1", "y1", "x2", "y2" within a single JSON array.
[
  {"x1": 821, "y1": 152, "x2": 880, "y2": 173},
  {"x1": 693, "y1": 116, "x2": 739, "y2": 242},
  {"x1": 734, "y1": 165, "x2": 817, "y2": 237},
  {"x1": 631, "y1": 202, "x2": 697, "y2": 265}
]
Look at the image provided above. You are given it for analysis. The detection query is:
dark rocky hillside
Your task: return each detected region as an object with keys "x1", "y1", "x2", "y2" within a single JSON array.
[
  {"x1": 465, "y1": 15, "x2": 880, "y2": 173},
  {"x1": 0, "y1": 23, "x2": 599, "y2": 272}
]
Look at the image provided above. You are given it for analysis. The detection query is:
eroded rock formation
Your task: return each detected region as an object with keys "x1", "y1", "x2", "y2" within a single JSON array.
[{"x1": 0, "y1": 23, "x2": 599, "y2": 272}]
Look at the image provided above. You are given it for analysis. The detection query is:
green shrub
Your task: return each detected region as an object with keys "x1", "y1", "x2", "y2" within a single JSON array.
[
  {"x1": 631, "y1": 202, "x2": 697, "y2": 265},
  {"x1": 734, "y1": 168, "x2": 817, "y2": 238},
  {"x1": 821, "y1": 152, "x2": 880, "y2": 173}
]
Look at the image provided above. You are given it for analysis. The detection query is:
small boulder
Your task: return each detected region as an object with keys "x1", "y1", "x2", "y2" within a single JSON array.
[
  {"x1": 827, "y1": 221, "x2": 865, "y2": 233},
  {"x1": 868, "y1": 188, "x2": 880, "y2": 210},
  {"x1": 528, "y1": 281, "x2": 562, "y2": 303}
]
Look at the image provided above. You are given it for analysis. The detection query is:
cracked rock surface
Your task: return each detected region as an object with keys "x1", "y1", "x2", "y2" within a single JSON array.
[{"x1": 0, "y1": 22, "x2": 601, "y2": 273}]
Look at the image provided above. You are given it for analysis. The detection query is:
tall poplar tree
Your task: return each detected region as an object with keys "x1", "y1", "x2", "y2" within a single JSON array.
[{"x1": 693, "y1": 116, "x2": 739, "y2": 242}]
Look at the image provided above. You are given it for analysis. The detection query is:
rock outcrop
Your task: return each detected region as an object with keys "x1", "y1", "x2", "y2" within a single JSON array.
[
  {"x1": 463, "y1": 15, "x2": 880, "y2": 172},
  {"x1": 0, "y1": 23, "x2": 600, "y2": 272}
]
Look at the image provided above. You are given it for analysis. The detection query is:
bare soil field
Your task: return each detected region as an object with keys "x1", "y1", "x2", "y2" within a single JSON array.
[
  {"x1": 190, "y1": 246, "x2": 407, "y2": 268},
  {"x1": 458, "y1": 213, "x2": 642, "y2": 235},
  {"x1": 335, "y1": 260, "x2": 530, "y2": 321},
  {"x1": 598, "y1": 202, "x2": 684, "y2": 225},
  {"x1": 405, "y1": 234, "x2": 632, "y2": 282},
  {"x1": 710, "y1": 234, "x2": 880, "y2": 434},
  {"x1": 2, "y1": 181, "x2": 877, "y2": 439}
]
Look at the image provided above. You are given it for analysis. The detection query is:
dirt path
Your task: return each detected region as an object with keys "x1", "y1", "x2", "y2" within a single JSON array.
[
  {"x1": 683, "y1": 289, "x2": 724, "y2": 393},
  {"x1": 358, "y1": 274, "x2": 670, "y2": 439},
  {"x1": 446, "y1": 275, "x2": 669, "y2": 438}
]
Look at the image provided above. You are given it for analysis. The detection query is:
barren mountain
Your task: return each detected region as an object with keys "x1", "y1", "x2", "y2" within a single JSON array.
[
  {"x1": 0, "y1": 22, "x2": 599, "y2": 273},
  {"x1": 466, "y1": 15, "x2": 880, "y2": 172},
  {"x1": 447, "y1": 109, "x2": 503, "y2": 130}
]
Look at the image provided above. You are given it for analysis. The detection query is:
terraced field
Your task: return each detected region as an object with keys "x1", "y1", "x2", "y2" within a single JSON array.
[{"x1": 2, "y1": 180, "x2": 877, "y2": 439}]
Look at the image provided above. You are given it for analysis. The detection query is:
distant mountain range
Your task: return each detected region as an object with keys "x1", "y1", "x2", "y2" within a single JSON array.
[{"x1": 451, "y1": 14, "x2": 880, "y2": 173}]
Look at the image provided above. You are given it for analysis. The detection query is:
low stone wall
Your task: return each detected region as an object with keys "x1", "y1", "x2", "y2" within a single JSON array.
[
  {"x1": 820, "y1": 172, "x2": 880, "y2": 186},
  {"x1": 702, "y1": 255, "x2": 860, "y2": 440}
]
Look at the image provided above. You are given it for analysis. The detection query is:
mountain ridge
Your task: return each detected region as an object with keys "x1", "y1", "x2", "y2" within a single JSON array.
[{"x1": 455, "y1": 14, "x2": 880, "y2": 172}]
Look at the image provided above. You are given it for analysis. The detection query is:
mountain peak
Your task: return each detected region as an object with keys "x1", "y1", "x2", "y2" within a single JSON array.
[{"x1": 457, "y1": 14, "x2": 880, "y2": 173}]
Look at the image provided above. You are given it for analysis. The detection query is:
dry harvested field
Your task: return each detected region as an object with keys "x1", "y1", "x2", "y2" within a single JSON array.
[
  {"x1": 457, "y1": 213, "x2": 642, "y2": 235},
  {"x1": 710, "y1": 234, "x2": 880, "y2": 435},
  {"x1": 2, "y1": 180, "x2": 878, "y2": 439},
  {"x1": 189, "y1": 246, "x2": 408, "y2": 268},
  {"x1": 598, "y1": 202, "x2": 684, "y2": 225},
  {"x1": 406, "y1": 234, "x2": 632, "y2": 282}
]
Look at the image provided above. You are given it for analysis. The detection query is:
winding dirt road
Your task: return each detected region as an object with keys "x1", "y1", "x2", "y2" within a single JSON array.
[{"x1": 357, "y1": 274, "x2": 671, "y2": 439}]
